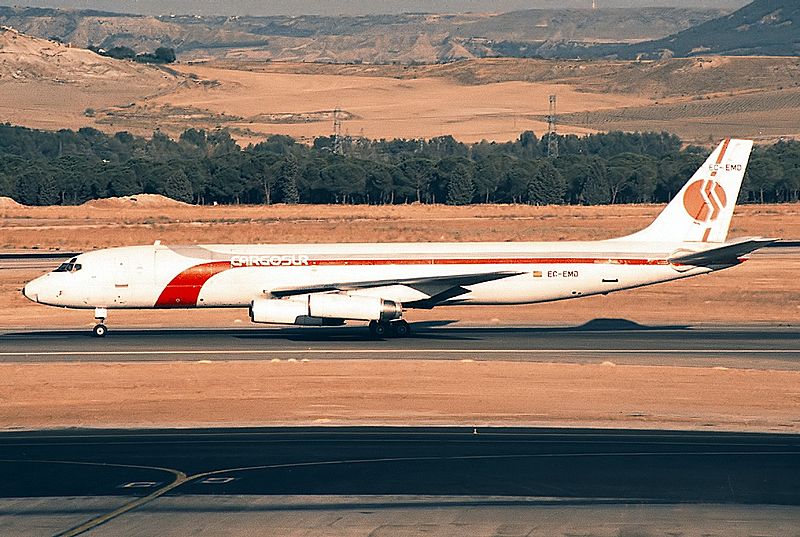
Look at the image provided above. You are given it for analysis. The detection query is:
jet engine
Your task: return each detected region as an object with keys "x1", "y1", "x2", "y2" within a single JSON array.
[
  {"x1": 308, "y1": 293, "x2": 402, "y2": 322},
  {"x1": 249, "y1": 294, "x2": 402, "y2": 325}
]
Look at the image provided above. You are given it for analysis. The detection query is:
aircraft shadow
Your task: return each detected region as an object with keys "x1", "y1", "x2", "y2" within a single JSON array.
[{"x1": 3, "y1": 318, "x2": 692, "y2": 343}]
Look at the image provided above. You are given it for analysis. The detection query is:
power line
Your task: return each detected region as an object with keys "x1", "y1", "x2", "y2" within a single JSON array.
[
  {"x1": 547, "y1": 94, "x2": 558, "y2": 159},
  {"x1": 332, "y1": 108, "x2": 343, "y2": 155}
]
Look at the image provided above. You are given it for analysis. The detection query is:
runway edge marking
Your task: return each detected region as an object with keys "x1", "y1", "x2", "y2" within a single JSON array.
[{"x1": 1, "y1": 349, "x2": 798, "y2": 357}]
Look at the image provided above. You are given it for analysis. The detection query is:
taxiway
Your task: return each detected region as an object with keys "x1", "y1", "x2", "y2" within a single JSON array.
[{"x1": 1, "y1": 427, "x2": 798, "y2": 536}]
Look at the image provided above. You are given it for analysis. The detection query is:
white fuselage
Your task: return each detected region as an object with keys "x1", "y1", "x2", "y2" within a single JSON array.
[{"x1": 23, "y1": 240, "x2": 715, "y2": 311}]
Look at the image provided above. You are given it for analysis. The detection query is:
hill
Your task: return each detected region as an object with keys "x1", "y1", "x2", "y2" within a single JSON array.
[
  {"x1": 618, "y1": 0, "x2": 800, "y2": 58},
  {"x1": 0, "y1": 27, "x2": 186, "y2": 133},
  {"x1": 0, "y1": 5, "x2": 723, "y2": 64},
  {"x1": 0, "y1": 25, "x2": 174, "y2": 82}
]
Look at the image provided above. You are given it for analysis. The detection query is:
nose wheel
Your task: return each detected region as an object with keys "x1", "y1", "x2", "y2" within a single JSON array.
[{"x1": 92, "y1": 323, "x2": 108, "y2": 337}]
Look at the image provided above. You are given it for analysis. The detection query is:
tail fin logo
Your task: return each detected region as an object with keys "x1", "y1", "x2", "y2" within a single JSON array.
[{"x1": 682, "y1": 179, "x2": 727, "y2": 223}]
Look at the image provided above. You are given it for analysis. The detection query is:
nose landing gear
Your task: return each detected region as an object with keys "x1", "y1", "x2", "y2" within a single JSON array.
[
  {"x1": 92, "y1": 307, "x2": 108, "y2": 337},
  {"x1": 368, "y1": 319, "x2": 410, "y2": 339}
]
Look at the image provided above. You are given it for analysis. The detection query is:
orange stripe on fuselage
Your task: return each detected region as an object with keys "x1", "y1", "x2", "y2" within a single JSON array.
[
  {"x1": 715, "y1": 138, "x2": 730, "y2": 165},
  {"x1": 154, "y1": 257, "x2": 669, "y2": 307}
]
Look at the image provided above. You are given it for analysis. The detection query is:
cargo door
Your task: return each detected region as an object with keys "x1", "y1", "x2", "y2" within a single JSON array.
[{"x1": 113, "y1": 257, "x2": 131, "y2": 305}]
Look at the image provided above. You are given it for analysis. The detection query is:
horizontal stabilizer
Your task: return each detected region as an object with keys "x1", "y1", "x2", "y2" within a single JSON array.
[
  {"x1": 269, "y1": 271, "x2": 523, "y2": 299},
  {"x1": 668, "y1": 238, "x2": 778, "y2": 266}
]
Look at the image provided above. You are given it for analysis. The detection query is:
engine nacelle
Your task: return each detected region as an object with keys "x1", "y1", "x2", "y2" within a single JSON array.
[
  {"x1": 249, "y1": 294, "x2": 401, "y2": 325},
  {"x1": 308, "y1": 293, "x2": 402, "y2": 322},
  {"x1": 250, "y1": 297, "x2": 335, "y2": 326}
]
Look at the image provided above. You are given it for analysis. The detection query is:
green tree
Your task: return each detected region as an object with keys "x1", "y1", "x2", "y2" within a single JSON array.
[
  {"x1": 500, "y1": 161, "x2": 534, "y2": 203},
  {"x1": 366, "y1": 164, "x2": 394, "y2": 204},
  {"x1": 181, "y1": 159, "x2": 212, "y2": 204},
  {"x1": 277, "y1": 156, "x2": 300, "y2": 204},
  {"x1": 606, "y1": 153, "x2": 657, "y2": 203},
  {"x1": 164, "y1": 169, "x2": 193, "y2": 203},
  {"x1": 105, "y1": 46, "x2": 136, "y2": 60},
  {"x1": 16, "y1": 167, "x2": 59, "y2": 205},
  {"x1": 581, "y1": 158, "x2": 611, "y2": 205},
  {"x1": 435, "y1": 158, "x2": 474, "y2": 205},
  {"x1": 399, "y1": 158, "x2": 435, "y2": 203},
  {"x1": 745, "y1": 156, "x2": 783, "y2": 203},
  {"x1": 445, "y1": 173, "x2": 474, "y2": 205},
  {"x1": 527, "y1": 160, "x2": 566, "y2": 205},
  {"x1": 106, "y1": 166, "x2": 139, "y2": 197},
  {"x1": 154, "y1": 47, "x2": 177, "y2": 64},
  {"x1": 473, "y1": 158, "x2": 503, "y2": 203},
  {"x1": 319, "y1": 162, "x2": 366, "y2": 204}
]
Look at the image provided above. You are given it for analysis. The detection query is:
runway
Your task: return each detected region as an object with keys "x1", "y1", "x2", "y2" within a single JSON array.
[
  {"x1": 1, "y1": 427, "x2": 799, "y2": 536},
  {"x1": 1, "y1": 322, "x2": 799, "y2": 369}
]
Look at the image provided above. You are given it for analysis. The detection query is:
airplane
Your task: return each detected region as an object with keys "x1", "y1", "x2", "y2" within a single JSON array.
[{"x1": 22, "y1": 138, "x2": 775, "y2": 338}]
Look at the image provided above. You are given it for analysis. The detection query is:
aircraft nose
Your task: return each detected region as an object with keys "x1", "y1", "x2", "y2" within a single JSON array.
[{"x1": 22, "y1": 279, "x2": 40, "y2": 303}]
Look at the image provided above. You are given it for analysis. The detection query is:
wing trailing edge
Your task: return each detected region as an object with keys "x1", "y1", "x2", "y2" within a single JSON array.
[{"x1": 268, "y1": 271, "x2": 523, "y2": 303}]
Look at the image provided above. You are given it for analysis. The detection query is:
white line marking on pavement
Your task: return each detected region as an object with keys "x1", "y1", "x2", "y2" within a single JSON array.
[{"x1": 0, "y1": 349, "x2": 796, "y2": 357}]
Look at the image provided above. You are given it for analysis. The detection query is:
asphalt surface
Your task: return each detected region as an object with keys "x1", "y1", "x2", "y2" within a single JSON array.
[
  {"x1": 3, "y1": 427, "x2": 799, "y2": 502},
  {"x1": 0, "y1": 427, "x2": 798, "y2": 535},
  {"x1": 3, "y1": 426, "x2": 799, "y2": 502},
  {"x1": 1, "y1": 321, "x2": 799, "y2": 369}
]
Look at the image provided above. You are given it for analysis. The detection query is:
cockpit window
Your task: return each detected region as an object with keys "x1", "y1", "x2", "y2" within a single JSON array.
[{"x1": 54, "y1": 258, "x2": 82, "y2": 273}]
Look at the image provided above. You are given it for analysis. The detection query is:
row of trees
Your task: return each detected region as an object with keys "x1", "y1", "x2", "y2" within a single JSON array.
[
  {"x1": 0, "y1": 124, "x2": 797, "y2": 206},
  {"x1": 88, "y1": 45, "x2": 177, "y2": 64}
]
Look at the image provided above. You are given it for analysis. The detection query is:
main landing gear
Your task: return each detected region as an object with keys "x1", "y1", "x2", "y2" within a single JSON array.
[
  {"x1": 369, "y1": 319, "x2": 411, "y2": 339},
  {"x1": 92, "y1": 307, "x2": 108, "y2": 337}
]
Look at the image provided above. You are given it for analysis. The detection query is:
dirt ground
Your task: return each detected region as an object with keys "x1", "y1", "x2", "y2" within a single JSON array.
[
  {"x1": 1, "y1": 202, "x2": 797, "y2": 433},
  {"x1": 2, "y1": 202, "x2": 797, "y2": 249},
  {"x1": 1, "y1": 360, "x2": 798, "y2": 433}
]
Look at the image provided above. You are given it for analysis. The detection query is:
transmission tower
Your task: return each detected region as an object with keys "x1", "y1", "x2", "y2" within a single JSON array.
[
  {"x1": 332, "y1": 108, "x2": 343, "y2": 155},
  {"x1": 547, "y1": 94, "x2": 558, "y2": 158}
]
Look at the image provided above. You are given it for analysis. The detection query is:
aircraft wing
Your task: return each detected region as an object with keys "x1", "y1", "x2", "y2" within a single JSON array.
[
  {"x1": 269, "y1": 270, "x2": 523, "y2": 306},
  {"x1": 668, "y1": 237, "x2": 778, "y2": 267}
]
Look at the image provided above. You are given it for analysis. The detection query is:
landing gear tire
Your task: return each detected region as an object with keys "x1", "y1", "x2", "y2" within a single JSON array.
[
  {"x1": 390, "y1": 320, "x2": 410, "y2": 338},
  {"x1": 92, "y1": 323, "x2": 108, "y2": 338},
  {"x1": 369, "y1": 320, "x2": 388, "y2": 338}
]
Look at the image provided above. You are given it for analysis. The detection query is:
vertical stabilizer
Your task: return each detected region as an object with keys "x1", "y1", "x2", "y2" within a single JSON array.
[{"x1": 620, "y1": 138, "x2": 753, "y2": 243}]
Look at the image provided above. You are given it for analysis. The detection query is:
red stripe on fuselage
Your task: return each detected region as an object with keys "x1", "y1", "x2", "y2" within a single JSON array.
[
  {"x1": 154, "y1": 256, "x2": 668, "y2": 307},
  {"x1": 308, "y1": 257, "x2": 667, "y2": 266},
  {"x1": 155, "y1": 261, "x2": 230, "y2": 307}
]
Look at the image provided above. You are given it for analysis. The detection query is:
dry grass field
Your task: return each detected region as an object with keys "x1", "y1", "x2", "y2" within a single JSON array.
[{"x1": 143, "y1": 63, "x2": 637, "y2": 143}]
